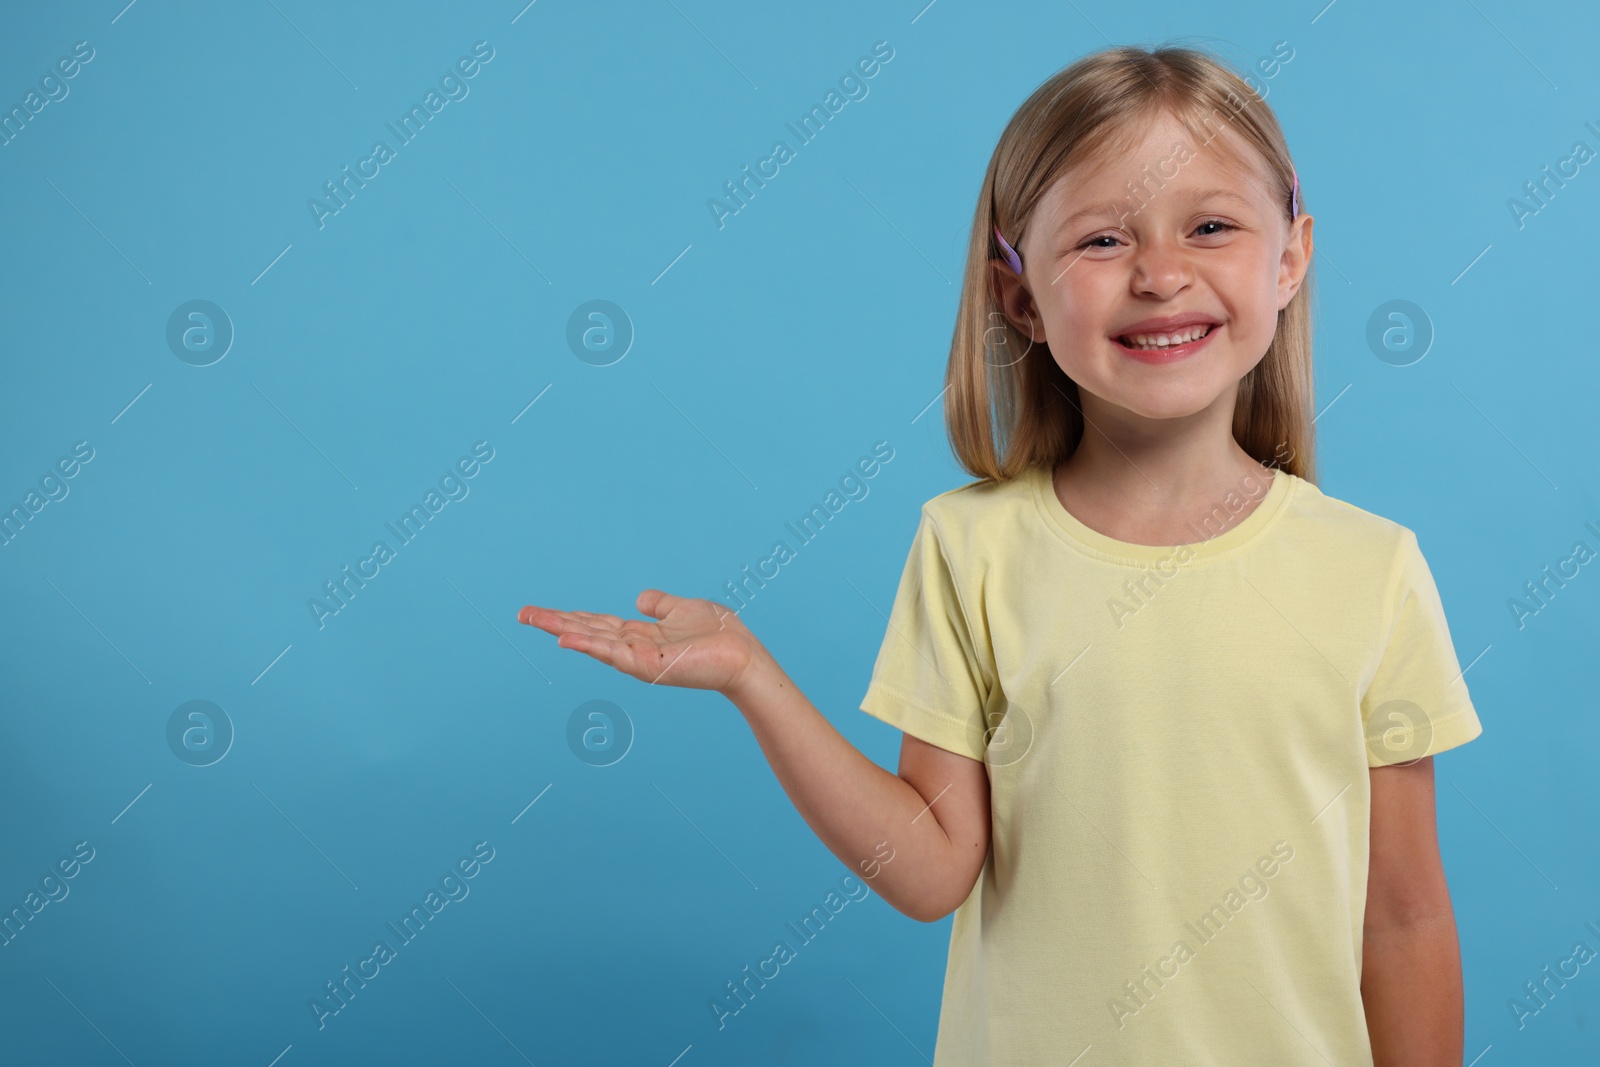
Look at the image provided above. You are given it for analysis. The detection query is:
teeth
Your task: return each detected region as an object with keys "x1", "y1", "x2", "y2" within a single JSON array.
[{"x1": 1122, "y1": 324, "x2": 1212, "y2": 349}]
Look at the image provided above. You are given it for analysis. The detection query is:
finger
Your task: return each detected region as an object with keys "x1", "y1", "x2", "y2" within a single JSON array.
[
  {"x1": 637, "y1": 589, "x2": 687, "y2": 620},
  {"x1": 555, "y1": 628, "x2": 613, "y2": 655},
  {"x1": 557, "y1": 630, "x2": 650, "y2": 680},
  {"x1": 566, "y1": 610, "x2": 628, "y2": 633},
  {"x1": 520, "y1": 606, "x2": 588, "y2": 633},
  {"x1": 518, "y1": 607, "x2": 611, "y2": 640},
  {"x1": 521, "y1": 606, "x2": 612, "y2": 628}
]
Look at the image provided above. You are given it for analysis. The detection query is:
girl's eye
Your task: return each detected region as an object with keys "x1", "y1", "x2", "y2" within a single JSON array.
[{"x1": 1075, "y1": 218, "x2": 1236, "y2": 250}]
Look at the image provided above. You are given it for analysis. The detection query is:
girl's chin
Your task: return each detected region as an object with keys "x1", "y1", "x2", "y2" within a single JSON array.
[{"x1": 1065, "y1": 375, "x2": 1242, "y2": 420}]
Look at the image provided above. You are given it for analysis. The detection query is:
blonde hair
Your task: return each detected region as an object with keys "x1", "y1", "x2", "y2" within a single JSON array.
[{"x1": 946, "y1": 44, "x2": 1317, "y2": 485}]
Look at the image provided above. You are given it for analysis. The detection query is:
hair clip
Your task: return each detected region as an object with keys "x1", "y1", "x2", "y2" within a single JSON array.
[
  {"x1": 1290, "y1": 165, "x2": 1300, "y2": 220},
  {"x1": 993, "y1": 224, "x2": 1023, "y2": 274}
]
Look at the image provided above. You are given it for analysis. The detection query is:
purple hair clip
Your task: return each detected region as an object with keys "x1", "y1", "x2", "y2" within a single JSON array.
[
  {"x1": 993, "y1": 224, "x2": 1023, "y2": 274},
  {"x1": 1290, "y1": 165, "x2": 1300, "y2": 220}
]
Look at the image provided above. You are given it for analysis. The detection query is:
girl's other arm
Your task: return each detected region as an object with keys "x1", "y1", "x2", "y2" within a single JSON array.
[
  {"x1": 1361, "y1": 756, "x2": 1465, "y2": 1067},
  {"x1": 518, "y1": 590, "x2": 991, "y2": 923}
]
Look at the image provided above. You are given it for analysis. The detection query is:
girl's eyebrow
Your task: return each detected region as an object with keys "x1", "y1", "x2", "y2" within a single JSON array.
[
  {"x1": 1179, "y1": 188, "x2": 1255, "y2": 211},
  {"x1": 1055, "y1": 200, "x2": 1124, "y2": 231},
  {"x1": 1054, "y1": 187, "x2": 1256, "y2": 233}
]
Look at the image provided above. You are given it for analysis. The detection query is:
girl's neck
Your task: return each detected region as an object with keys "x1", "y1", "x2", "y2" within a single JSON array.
[{"x1": 1052, "y1": 437, "x2": 1276, "y2": 548}]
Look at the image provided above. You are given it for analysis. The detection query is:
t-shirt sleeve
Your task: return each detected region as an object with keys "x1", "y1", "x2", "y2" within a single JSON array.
[
  {"x1": 1360, "y1": 528, "x2": 1484, "y2": 767},
  {"x1": 858, "y1": 507, "x2": 995, "y2": 763}
]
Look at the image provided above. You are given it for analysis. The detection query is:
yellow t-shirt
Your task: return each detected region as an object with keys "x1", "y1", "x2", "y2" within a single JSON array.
[{"x1": 858, "y1": 463, "x2": 1483, "y2": 1066}]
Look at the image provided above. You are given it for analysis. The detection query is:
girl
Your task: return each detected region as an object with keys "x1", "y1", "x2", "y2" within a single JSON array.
[{"x1": 518, "y1": 44, "x2": 1482, "y2": 1066}]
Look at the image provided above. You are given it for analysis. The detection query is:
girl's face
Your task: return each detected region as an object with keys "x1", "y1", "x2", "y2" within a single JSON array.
[{"x1": 996, "y1": 110, "x2": 1313, "y2": 426}]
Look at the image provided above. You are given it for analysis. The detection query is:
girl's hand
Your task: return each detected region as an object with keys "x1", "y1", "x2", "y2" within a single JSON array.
[{"x1": 517, "y1": 590, "x2": 764, "y2": 696}]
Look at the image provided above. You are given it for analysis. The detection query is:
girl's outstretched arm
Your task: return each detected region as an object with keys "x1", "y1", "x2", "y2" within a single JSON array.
[
  {"x1": 519, "y1": 589, "x2": 990, "y2": 922},
  {"x1": 1361, "y1": 756, "x2": 1465, "y2": 1066}
]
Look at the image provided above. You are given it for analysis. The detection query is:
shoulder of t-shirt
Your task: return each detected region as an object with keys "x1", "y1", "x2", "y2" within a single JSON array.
[
  {"x1": 1280, "y1": 474, "x2": 1416, "y2": 563},
  {"x1": 1286, "y1": 477, "x2": 1427, "y2": 625},
  {"x1": 916, "y1": 470, "x2": 1035, "y2": 552}
]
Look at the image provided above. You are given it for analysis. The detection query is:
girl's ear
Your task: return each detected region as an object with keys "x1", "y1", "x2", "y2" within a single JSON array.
[
  {"x1": 1277, "y1": 213, "x2": 1314, "y2": 309},
  {"x1": 991, "y1": 259, "x2": 1047, "y2": 342}
]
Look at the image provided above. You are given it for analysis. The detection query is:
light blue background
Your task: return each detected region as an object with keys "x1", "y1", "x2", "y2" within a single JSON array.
[{"x1": 1, "y1": 1, "x2": 1596, "y2": 1063}]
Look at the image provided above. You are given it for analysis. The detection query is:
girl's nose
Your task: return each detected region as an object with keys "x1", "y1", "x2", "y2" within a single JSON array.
[{"x1": 1130, "y1": 240, "x2": 1193, "y2": 299}]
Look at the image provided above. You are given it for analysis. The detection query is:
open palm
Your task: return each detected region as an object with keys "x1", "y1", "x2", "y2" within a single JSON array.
[{"x1": 517, "y1": 589, "x2": 759, "y2": 694}]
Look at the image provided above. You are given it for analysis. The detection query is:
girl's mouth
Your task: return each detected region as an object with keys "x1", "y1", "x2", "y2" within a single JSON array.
[{"x1": 1112, "y1": 323, "x2": 1219, "y2": 363}]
